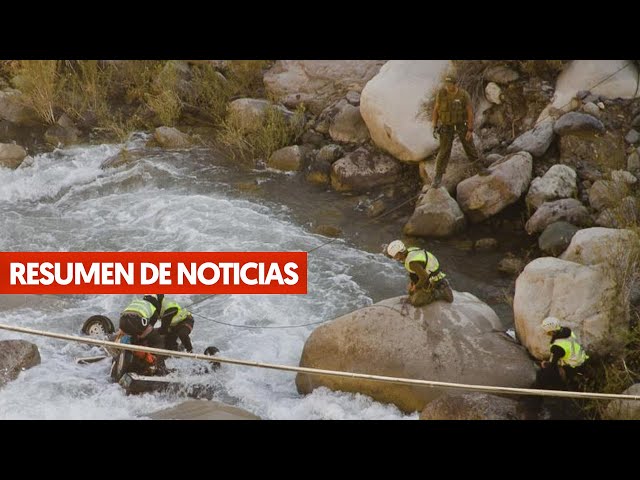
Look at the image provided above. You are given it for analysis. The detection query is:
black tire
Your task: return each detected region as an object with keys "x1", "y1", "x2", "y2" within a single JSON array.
[
  {"x1": 204, "y1": 346, "x2": 221, "y2": 370},
  {"x1": 111, "y1": 350, "x2": 134, "y2": 382},
  {"x1": 82, "y1": 315, "x2": 115, "y2": 336}
]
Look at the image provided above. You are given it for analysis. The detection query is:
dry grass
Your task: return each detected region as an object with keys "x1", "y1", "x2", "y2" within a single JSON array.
[
  {"x1": 8, "y1": 60, "x2": 64, "y2": 124},
  {"x1": 218, "y1": 104, "x2": 305, "y2": 165}
]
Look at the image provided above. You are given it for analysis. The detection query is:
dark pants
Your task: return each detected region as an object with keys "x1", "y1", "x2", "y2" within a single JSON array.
[
  {"x1": 165, "y1": 317, "x2": 194, "y2": 353},
  {"x1": 435, "y1": 124, "x2": 479, "y2": 177},
  {"x1": 409, "y1": 279, "x2": 454, "y2": 307}
]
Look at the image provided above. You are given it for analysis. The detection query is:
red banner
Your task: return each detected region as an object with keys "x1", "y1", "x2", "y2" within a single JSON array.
[{"x1": 0, "y1": 252, "x2": 307, "y2": 294}]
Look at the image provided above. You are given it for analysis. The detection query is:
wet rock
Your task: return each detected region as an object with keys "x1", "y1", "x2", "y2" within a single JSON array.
[
  {"x1": 267, "y1": 145, "x2": 306, "y2": 171},
  {"x1": 296, "y1": 293, "x2": 537, "y2": 413},
  {"x1": 100, "y1": 148, "x2": 145, "y2": 169},
  {"x1": 538, "y1": 221, "x2": 580, "y2": 256},
  {"x1": 44, "y1": 124, "x2": 79, "y2": 147},
  {"x1": 316, "y1": 144, "x2": 344, "y2": 164},
  {"x1": 420, "y1": 393, "x2": 525, "y2": 420},
  {"x1": 330, "y1": 147, "x2": 404, "y2": 193},
  {"x1": 152, "y1": 126, "x2": 191, "y2": 149},
  {"x1": 0, "y1": 143, "x2": 27, "y2": 169},
  {"x1": 147, "y1": 400, "x2": 260, "y2": 420},
  {"x1": 305, "y1": 157, "x2": 332, "y2": 186},
  {"x1": 0, "y1": 340, "x2": 41, "y2": 388},
  {"x1": 475, "y1": 238, "x2": 498, "y2": 251},
  {"x1": 498, "y1": 255, "x2": 526, "y2": 276}
]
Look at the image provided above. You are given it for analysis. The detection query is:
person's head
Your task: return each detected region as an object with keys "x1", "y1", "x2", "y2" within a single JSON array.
[
  {"x1": 444, "y1": 74, "x2": 457, "y2": 93},
  {"x1": 386, "y1": 240, "x2": 407, "y2": 261},
  {"x1": 541, "y1": 317, "x2": 562, "y2": 335}
]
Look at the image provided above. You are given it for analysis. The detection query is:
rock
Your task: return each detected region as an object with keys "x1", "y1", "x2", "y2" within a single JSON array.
[
  {"x1": 514, "y1": 257, "x2": 626, "y2": 359},
  {"x1": 456, "y1": 152, "x2": 533, "y2": 223},
  {"x1": 264, "y1": 60, "x2": 385, "y2": 114},
  {"x1": 0, "y1": 143, "x2": 27, "y2": 169},
  {"x1": 330, "y1": 148, "x2": 404, "y2": 193},
  {"x1": 597, "y1": 101, "x2": 605, "y2": 110},
  {"x1": 313, "y1": 225, "x2": 342, "y2": 238},
  {"x1": 305, "y1": 158, "x2": 332, "y2": 186},
  {"x1": 588, "y1": 180, "x2": 629, "y2": 211},
  {"x1": 0, "y1": 90, "x2": 41, "y2": 126},
  {"x1": 603, "y1": 384, "x2": 640, "y2": 420},
  {"x1": 44, "y1": 124, "x2": 79, "y2": 146},
  {"x1": 360, "y1": 60, "x2": 451, "y2": 161},
  {"x1": 582, "y1": 102, "x2": 601, "y2": 117},
  {"x1": 553, "y1": 112, "x2": 605, "y2": 136},
  {"x1": 419, "y1": 134, "x2": 481, "y2": 194},
  {"x1": 316, "y1": 144, "x2": 344, "y2": 164},
  {"x1": 0, "y1": 340, "x2": 41, "y2": 388},
  {"x1": 560, "y1": 227, "x2": 640, "y2": 268},
  {"x1": 525, "y1": 199, "x2": 591, "y2": 235},
  {"x1": 403, "y1": 187, "x2": 466, "y2": 238},
  {"x1": 611, "y1": 169, "x2": 638, "y2": 185},
  {"x1": 296, "y1": 293, "x2": 537, "y2": 413},
  {"x1": 227, "y1": 98, "x2": 294, "y2": 132},
  {"x1": 475, "y1": 238, "x2": 498, "y2": 251},
  {"x1": 486, "y1": 153, "x2": 503, "y2": 165},
  {"x1": 628, "y1": 151, "x2": 640, "y2": 173},
  {"x1": 267, "y1": 145, "x2": 306, "y2": 171},
  {"x1": 420, "y1": 393, "x2": 525, "y2": 420},
  {"x1": 633, "y1": 114, "x2": 640, "y2": 128},
  {"x1": 595, "y1": 197, "x2": 639, "y2": 228},
  {"x1": 158, "y1": 60, "x2": 193, "y2": 97},
  {"x1": 485, "y1": 82, "x2": 502, "y2": 104},
  {"x1": 147, "y1": 400, "x2": 260, "y2": 420},
  {"x1": 484, "y1": 65, "x2": 520, "y2": 84},
  {"x1": 301, "y1": 130, "x2": 325, "y2": 148},
  {"x1": 346, "y1": 90, "x2": 361, "y2": 106},
  {"x1": 626, "y1": 129, "x2": 640, "y2": 145},
  {"x1": 100, "y1": 148, "x2": 145, "y2": 169},
  {"x1": 506, "y1": 120, "x2": 554, "y2": 157},
  {"x1": 559, "y1": 131, "x2": 627, "y2": 170},
  {"x1": 526, "y1": 164, "x2": 578, "y2": 211},
  {"x1": 328, "y1": 102, "x2": 369, "y2": 144},
  {"x1": 152, "y1": 126, "x2": 191, "y2": 149},
  {"x1": 538, "y1": 221, "x2": 580, "y2": 256},
  {"x1": 538, "y1": 60, "x2": 640, "y2": 121},
  {"x1": 498, "y1": 255, "x2": 526, "y2": 276}
]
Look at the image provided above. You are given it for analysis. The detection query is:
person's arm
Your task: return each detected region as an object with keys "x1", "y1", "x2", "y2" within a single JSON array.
[
  {"x1": 158, "y1": 307, "x2": 178, "y2": 334},
  {"x1": 177, "y1": 327, "x2": 193, "y2": 353},
  {"x1": 410, "y1": 262, "x2": 430, "y2": 290},
  {"x1": 549, "y1": 345, "x2": 565, "y2": 366}
]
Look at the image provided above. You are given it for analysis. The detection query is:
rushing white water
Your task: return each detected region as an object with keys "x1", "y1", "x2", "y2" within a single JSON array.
[{"x1": 0, "y1": 138, "x2": 415, "y2": 419}]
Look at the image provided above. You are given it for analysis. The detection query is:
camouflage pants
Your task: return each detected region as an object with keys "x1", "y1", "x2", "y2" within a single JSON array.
[
  {"x1": 434, "y1": 124, "x2": 479, "y2": 177},
  {"x1": 409, "y1": 279, "x2": 454, "y2": 307}
]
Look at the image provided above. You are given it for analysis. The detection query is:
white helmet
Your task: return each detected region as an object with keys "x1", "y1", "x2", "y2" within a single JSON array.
[
  {"x1": 541, "y1": 317, "x2": 561, "y2": 333},
  {"x1": 387, "y1": 240, "x2": 407, "y2": 257}
]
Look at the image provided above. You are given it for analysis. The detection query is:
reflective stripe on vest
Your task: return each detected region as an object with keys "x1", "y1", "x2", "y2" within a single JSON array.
[
  {"x1": 161, "y1": 300, "x2": 191, "y2": 327},
  {"x1": 123, "y1": 299, "x2": 156, "y2": 320},
  {"x1": 437, "y1": 88, "x2": 468, "y2": 125},
  {"x1": 404, "y1": 247, "x2": 446, "y2": 282},
  {"x1": 552, "y1": 333, "x2": 588, "y2": 368}
]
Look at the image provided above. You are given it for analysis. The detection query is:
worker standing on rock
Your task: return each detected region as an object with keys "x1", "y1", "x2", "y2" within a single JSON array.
[
  {"x1": 386, "y1": 240, "x2": 454, "y2": 307},
  {"x1": 431, "y1": 73, "x2": 488, "y2": 188}
]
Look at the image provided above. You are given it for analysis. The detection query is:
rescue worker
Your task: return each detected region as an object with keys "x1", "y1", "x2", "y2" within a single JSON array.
[
  {"x1": 431, "y1": 73, "x2": 488, "y2": 189},
  {"x1": 157, "y1": 298, "x2": 195, "y2": 353},
  {"x1": 117, "y1": 295, "x2": 166, "y2": 375},
  {"x1": 386, "y1": 240, "x2": 453, "y2": 307},
  {"x1": 539, "y1": 317, "x2": 588, "y2": 388}
]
